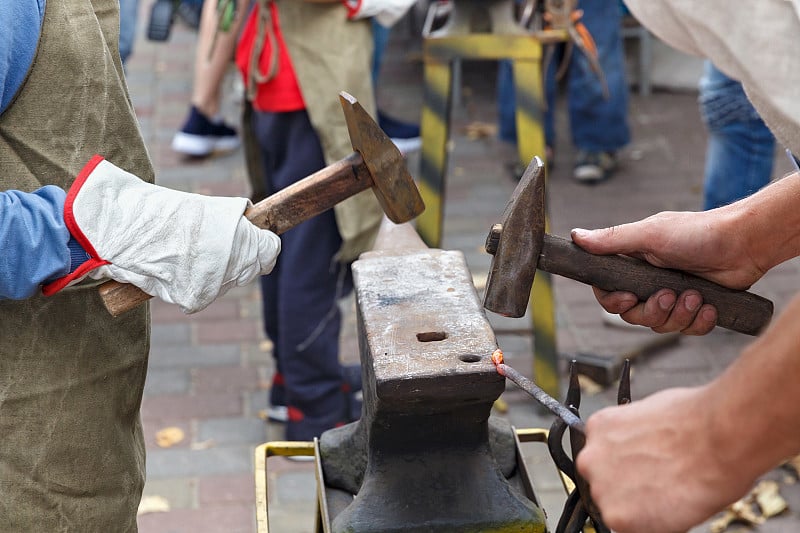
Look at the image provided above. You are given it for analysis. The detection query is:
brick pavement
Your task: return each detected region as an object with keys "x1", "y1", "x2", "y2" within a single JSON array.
[{"x1": 125, "y1": 2, "x2": 800, "y2": 532}]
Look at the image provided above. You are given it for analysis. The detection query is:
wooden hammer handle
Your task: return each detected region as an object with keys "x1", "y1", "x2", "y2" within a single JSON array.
[
  {"x1": 98, "y1": 153, "x2": 370, "y2": 317},
  {"x1": 538, "y1": 233, "x2": 774, "y2": 336}
]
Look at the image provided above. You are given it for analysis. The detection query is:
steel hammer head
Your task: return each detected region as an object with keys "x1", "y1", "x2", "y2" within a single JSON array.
[
  {"x1": 483, "y1": 157, "x2": 546, "y2": 317},
  {"x1": 339, "y1": 92, "x2": 425, "y2": 223}
]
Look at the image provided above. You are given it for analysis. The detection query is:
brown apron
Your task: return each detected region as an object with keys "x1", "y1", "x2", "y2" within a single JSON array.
[{"x1": 0, "y1": 0, "x2": 153, "y2": 530}]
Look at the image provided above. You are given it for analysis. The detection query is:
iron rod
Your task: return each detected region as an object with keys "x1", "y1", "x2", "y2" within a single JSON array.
[{"x1": 497, "y1": 363, "x2": 586, "y2": 433}]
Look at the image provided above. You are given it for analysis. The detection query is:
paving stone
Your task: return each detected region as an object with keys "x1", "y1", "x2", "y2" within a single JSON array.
[
  {"x1": 140, "y1": 478, "x2": 197, "y2": 510},
  {"x1": 195, "y1": 318, "x2": 263, "y2": 344},
  {"x1": 141, "y1": 393, "x2": 242, "y2": 423},
  {"x1": 193, "y1": 367, "x2": 261, "y2": 394},
  {"x1": 146, "y1": 446, "x2": 254, "y2": 480},
  {"x1": 138, "y1": 504, "x2": 256, "y2": 533},
  {"x1": 148, "y1": 345, "x2": 241, "y2": 369},
  {"x1": 197, "y1": 417, "x2": 267, "y2": 446},
  {"x1": 198, "y1": 474, "x2": 256, "y2": 506},
  {"x1": 144, "y1": 368, "x2": 192, "y2": 396}
]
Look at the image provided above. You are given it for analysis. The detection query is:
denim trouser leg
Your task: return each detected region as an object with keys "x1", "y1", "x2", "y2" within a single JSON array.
[
  {"x1": 497, "y1": 60, "x2": 518, "y2": 144},
  {"x1": 372, "y1": 19, "x2": 391, "y2": 87},
  {"x1": 118, "y1": 0, "x2": 139, "y2": 65},
  {"x1": 699, "y1": 61, "x2": 775, "y2": 210},
  {"x1": 499, "y1": 0, "x2": 630, "y2": 151},
  {"x1": 497, "y1": 50, "x2": 561, "y2": 146},
  {"x1": 565, "y1": 0, "x2": 630, "y2": 152}
]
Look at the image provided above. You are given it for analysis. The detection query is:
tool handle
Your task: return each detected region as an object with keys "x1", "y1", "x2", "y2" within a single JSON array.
[
  {"x1": 539, "y1": 234, "x2": 774, "y2": 336},
  {"x1": 98, "y1": 153, "x2": 370, "y2": 317}
]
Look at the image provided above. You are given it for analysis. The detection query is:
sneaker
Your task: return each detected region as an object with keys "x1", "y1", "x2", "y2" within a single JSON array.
[
  {"x1": 379, "y1": 111, "x2": 421, "y2": 155},
  {"x1": 267, "y1": 405, "x2": 289, "y2": 423},
  {"x1": 267, "y1": 372, "x2": 288, "y2": 423},
  {"x1": 573, "y1": 150, "x2": 616, "y2": 183},
  {"x1": 146, "y1": 0, "x2": 177, "y2": 42},
  {"x1": 171, "y1": 106, "x2": 241, "y2": 157}
]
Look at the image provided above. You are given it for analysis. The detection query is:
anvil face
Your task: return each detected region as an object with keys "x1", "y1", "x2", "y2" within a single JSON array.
[{"x1": 353, "y1": 248, "x2": 504, "y2": 411}]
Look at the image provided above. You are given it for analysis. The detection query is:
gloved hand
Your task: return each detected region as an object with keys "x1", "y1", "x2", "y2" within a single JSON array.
[
  {"x1": 345, "y1": 0, "x2": 417, "y2": 28},
  {"x1": 43, "y1": 155, "x2": 280, "y2": 313}
]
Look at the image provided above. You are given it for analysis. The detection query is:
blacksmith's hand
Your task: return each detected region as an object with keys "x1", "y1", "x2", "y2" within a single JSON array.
[
  {"x1": 576, "y1": 386, "x2": 755, "y2": 533},
  {"x1": 43, "y1": 156, "x2": 280, "y2": 313},
  {"x1": 571, "y1": 209, "x2": 767, "y2": 335}
]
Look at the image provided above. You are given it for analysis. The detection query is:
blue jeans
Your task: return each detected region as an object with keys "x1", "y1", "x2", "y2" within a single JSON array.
[
  {"x1": 372, "y1": 19, "x2": 391, "y2": 86},
  {"x1": 118, "y1": 0, "x2": 139, "y2": 65},
  {"x1": 699, "y1": 61, "x2": 775, "y2": 210},
  {"x1": 497, "y1": 0, "x2": 630, "y2": 152}
]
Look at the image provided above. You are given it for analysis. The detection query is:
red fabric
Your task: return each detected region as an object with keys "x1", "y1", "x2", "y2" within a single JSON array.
[
  {"x1": 344, "y1": 0, "x2": 362, "y2": 19},
  {"x1": 235, "y1": 2, "x2": 305, "y2": 113},
  {"x1": 42, "y1": 155, "x2": 111, "y2": 296},
  {"x1": 287, "y1": 406, "x2": 305, "y2": 422}
]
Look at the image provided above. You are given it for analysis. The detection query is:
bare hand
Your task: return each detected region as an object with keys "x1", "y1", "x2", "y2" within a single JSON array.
[
  {"x1": 576, "y1": 387, "x2": 756, "y2": 533},
  {"x1": 571, "y1": 210, "x2": 767, "y2": 333}
]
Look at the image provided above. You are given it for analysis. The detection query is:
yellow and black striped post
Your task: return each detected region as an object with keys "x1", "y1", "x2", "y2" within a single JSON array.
[{"x1": 418, "y1": 9, "x2": 567, "y2": 398}]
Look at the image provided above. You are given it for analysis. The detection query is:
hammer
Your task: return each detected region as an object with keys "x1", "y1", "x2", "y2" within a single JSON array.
[
  {"x1": 483, "y1": 157, "x2": 773, "y2": 336},
  {"x1": 98, "y1": 92, "x2": 425, "y2": 317}
]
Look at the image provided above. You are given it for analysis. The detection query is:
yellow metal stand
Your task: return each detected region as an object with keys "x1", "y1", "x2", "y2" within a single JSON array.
[
  {"x1": 255, "y1": 429, "x2": 576, "y2": 533},
  {"x1": 418, "y1": 12, "x2": 566, "y2": 398}
]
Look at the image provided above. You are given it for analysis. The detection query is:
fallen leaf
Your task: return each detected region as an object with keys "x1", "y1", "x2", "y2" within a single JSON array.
[
  {"x1": 709, "y1": 510, "x2": 739, "y2": 533},
  {"x1": 463, "y1": 121, "x2": 497, "y2": 140},
  {"x1": 753, "y1": 480, "x2": 787, "y2": 518},
  {"x1": 137, "y1": 495, "x2": 170, "y2": 515},
  {"x1": 155, "y1": 426, "x2": 185, "y2": 448},
  {"x1": 729, "y1": 499, "x2": 764, "y2": 525}
]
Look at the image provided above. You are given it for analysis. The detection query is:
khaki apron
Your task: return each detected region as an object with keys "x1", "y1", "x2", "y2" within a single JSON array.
[
  {"x1": 0, "y1": 0, "x2": 153, "y2": 530},
  {"x1": 242, "y1": 0, "x2": 383, "y2": 262}
]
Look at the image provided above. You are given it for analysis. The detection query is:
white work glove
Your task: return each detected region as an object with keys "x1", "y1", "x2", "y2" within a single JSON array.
[
  {"x1": 345, "y1": 0, "x2": 417, "y2": 28},
  {"x1": 43, "y1": 156, "x2": 280, "y2": 313}
]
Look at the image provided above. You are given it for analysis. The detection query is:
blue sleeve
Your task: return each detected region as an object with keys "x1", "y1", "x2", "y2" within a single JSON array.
[
  {"x1": 0, "y1": 0, "x2": 46, "y2": 115},
  {"x1": 0, "y1": 185, "x2": 75, "y2": 299}
]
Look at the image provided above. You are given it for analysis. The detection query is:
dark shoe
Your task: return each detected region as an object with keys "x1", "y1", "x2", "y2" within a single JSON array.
[
  {"x1": 146, "y1": 0, "x2": 177, "y2": 42},
  {"x1": 171, "y1": 106, "x2": 241, "y2": 157},
  {"x1": 378, "y1": 111, "x2": 421, "y2": 155},
  {"x1": 573, "y1": 150, "x2": 616, "y2": 184}
]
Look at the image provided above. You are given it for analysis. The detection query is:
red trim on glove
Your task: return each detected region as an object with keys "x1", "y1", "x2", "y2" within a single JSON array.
[
  {"x1": 343, "y1": 0, "x2": 362, "y2": 19},
  {"x1": 42, "y1": 155, "x2": 111, "y2": 296}
]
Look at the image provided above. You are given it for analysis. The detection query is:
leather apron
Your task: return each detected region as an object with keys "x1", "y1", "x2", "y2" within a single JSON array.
[{"x1": 0, "y1": 0, "x2": 153, "y2": 530}]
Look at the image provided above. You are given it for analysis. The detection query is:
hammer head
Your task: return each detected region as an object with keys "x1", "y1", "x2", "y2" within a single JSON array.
[
  {"x1": 339, "y1": 92, "x2": 425, "y2": 224},
  {"x1": 483, "y1": 157, "x2": 546, "y2": 317}
]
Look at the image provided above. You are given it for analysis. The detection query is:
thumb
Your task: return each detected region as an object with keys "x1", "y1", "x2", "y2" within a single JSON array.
[
  {"x1": 571, "y1": 224, "x2": 647, "y2": 257},
  {"x1": 255, "y1": 229, "x2": 281, "y2": 275}
]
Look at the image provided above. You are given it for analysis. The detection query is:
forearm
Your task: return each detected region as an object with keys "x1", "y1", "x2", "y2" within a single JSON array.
[
  {"x1": 706, "y1": 292, "x2": 800, "y2": 479},
  {"x1": 0, "y1": 186, "x2": 73, "y2": 299},
  {"x1": 723, "y1": 171, "x2": 800, "y2": 273}
]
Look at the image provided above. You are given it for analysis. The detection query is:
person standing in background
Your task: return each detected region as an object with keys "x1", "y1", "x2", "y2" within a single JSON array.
[{"x1": 497, "y1": 0, "x2": 630, "y2": 183}]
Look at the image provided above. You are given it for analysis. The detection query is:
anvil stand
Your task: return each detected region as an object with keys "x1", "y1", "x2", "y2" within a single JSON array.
[{"x1": 415, "y1": 0, "x2": 570, "y2": 400}]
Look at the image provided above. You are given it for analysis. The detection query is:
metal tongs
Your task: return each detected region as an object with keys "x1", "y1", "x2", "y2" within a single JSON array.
[{"x1": 493, "y1": 350, "x2": 631, "y2": 532}]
